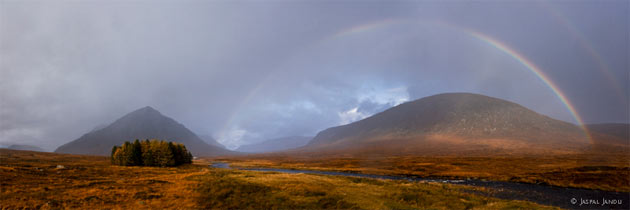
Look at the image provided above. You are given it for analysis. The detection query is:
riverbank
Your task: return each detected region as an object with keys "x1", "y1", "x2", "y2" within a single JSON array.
[
  {"x1": 200, "y1": 163, "x2": 557, "y2": 209},
  {"x1": 214, "y1": 153, "x2": 630, "y2": 192},
  {"x1": 212, "y1": 162, "x2": 630, "y2": 209}
]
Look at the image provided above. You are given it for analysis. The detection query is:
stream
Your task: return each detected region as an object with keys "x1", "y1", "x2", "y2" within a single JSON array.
[{"x1": 211, "y1": 162, "x2": 629, "y2": 209}]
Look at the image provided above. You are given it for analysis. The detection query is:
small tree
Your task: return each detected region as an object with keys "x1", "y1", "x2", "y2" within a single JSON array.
[
  {"x1": 112, "y1": 148, "x2": 123, "y2": 165},
  {"x1": 132, "y1": 139, "x2": 143, "y2": 166},
  {"x1": 111, "y1": 146, "x2": 119, "y2": 164},
  {"x1": 141, "y1": 139, "x2": 155, "y2": 166},
  {"x1": 120, "y1": 142, "x2": 135, "y2": 166},
  {"x1": 179, "y1": 144, "x2": 193, "y2": 164}
]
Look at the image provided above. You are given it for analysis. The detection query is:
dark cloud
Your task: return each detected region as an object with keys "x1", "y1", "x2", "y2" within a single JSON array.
[{"x1": 1, "y1": 0, "x2": 627, "y2": 150}]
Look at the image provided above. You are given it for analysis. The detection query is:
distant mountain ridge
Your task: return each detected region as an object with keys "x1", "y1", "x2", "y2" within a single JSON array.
[
  {"x1": 7, "y1": 144, "x2": 45, "y2": 152},
  {"x1": 304, "y1": 93, "x2": 590, "y2": 154},
  {"x1": 237, "y1": 136, "x2": 312, "y2": 153},
  {"x1": 55, "y1": 106, "x2": 235, "y2": 157}
]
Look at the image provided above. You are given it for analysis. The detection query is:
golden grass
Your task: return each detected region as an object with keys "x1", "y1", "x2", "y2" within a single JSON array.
[
  {"x1": 1, "y1": 149, "x2": 558, "y2": 209},
  {"x1": 0, "y1": 149, "x2": 205, "y2": 209},
  {"x1": 215, "y1": 152, "x2": 630, "y2": 192},
  {"x1": 190, "y1": 168, "x2": 557, "y2": 210}
]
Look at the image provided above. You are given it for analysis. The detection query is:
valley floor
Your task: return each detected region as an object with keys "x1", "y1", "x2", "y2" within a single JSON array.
[
  {"x1": 1, "y1": 149, "x2": 558, "y2": 209},
  {"x1": 215, "y1": 152, "x2": 630, "y2": 192}
]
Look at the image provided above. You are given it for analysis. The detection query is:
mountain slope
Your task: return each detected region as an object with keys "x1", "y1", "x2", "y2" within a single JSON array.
[
  {"x1": 304, "y1": 93, "x2": 590, "y2": 154},
  {"x1": 237, "y1": 136, "x2": 312, "y2": 153},
  {"x1": 586, "y1": 123, "x2": 629, "y2": 140},
  {"x1": 587, "y1": 123, "x2": 629, "y2": 146},
  {"x1": 199, "y1": 135, "x2": 227, "y2": 149},
  {"x1": 55, "y1": 106, "x2": 234, "y2": 157}
]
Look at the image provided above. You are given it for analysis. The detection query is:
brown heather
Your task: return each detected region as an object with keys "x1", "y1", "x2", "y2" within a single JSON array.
[{"x1": 1, "y1": 149, "x2": 557, "y2": 209}]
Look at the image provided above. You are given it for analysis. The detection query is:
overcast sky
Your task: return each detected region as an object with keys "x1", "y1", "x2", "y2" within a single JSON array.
[{"x1": 1, "y1": 0, "x2": 628, "y2": 150}]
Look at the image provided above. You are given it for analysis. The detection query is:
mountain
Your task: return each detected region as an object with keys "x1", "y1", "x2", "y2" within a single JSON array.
[
  {"x1": 237, "y1": 136, "x2": 312, "y2": 153},
  {"x1": 303, "y1": 93, "x2": 590, "y2": 155},
  {"x1": 90, "y1": 124, "x2": 109, "y2": 133},
  {"x1": 199, "y1": 135, "x2": 226, "y2": 149},
  {"x1": 586, "y1": 123, "x2": 629, "y2": 140},
  {"x1": 7, "y1": 144, "x2": 45, "y2": 152},
  {"x1": 587, "y1": 123, "x2": 629, "y2": 146},
  {"x1": 55, "y1": 106, "x2": 235, "y2": 157}
]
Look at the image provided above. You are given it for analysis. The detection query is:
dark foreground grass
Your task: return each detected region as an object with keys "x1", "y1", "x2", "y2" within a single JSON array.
[
  {"x1": 189, "y1": 168, "x2": 557, "y2": 210},
  {"x1": 190, "y1": 170, "x2": 357, "y2": 209},
  {"x1": 219, "y1": 153, "x2": 630, "y2": 192}
]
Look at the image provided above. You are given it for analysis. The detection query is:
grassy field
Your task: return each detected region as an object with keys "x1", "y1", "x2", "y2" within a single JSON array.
[
  {"x1": 190, "y1": 168, "x2": 555, "y2": 210},
  {"x1": 216, "y1": 152, "x2": 630, "y2": 192},
  {"x1": 0, "y1": 149, "x2": 557, "y2": 209},
  {"x1": 0, "y1": 149, "x2": 204, "y2": 209}
]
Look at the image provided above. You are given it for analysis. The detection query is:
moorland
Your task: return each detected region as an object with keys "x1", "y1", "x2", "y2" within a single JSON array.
[{"x1": 1, "y1": 149, "x2": 558, "y2": 209}]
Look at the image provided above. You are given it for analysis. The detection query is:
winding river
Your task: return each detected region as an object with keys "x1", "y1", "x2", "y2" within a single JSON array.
[{"x1": 211, "y1": 162, "x2": 629, "y2": 209}]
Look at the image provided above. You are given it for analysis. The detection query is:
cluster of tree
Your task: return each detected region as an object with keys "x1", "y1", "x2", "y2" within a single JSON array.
[{"x1": 111, "y1": 139, "x2": 193, "y2": 167}]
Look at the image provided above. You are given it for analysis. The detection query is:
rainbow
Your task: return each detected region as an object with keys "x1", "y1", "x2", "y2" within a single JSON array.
[
  {"x1": 218, "y1": 18, "x2": 594, "y2": 144},
  {"x1": 466, "y1": 31, "x2": 590, "y2": 136},
  {"x1": 332, "y1": 18, "x2": 400, "y2": 38},
  {"x1": 215, "y1": 78, "x2": 268, "y2": 145},
  {"x1": 536, "y1": 2, "x2": 626, "y2": 104},
  {"x1": 328, "y1": 19, "x2": 592, "y2": 139}
]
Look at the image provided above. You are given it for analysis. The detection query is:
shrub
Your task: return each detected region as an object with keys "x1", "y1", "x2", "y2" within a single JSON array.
[{"x1": 111, "y1": 139, "x2": 192, "y2": 167}]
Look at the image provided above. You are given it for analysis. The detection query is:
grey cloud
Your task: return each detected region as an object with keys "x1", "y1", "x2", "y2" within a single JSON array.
[{"x1": 1, "y1": 0, "x2": 627, "y2": 150}]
